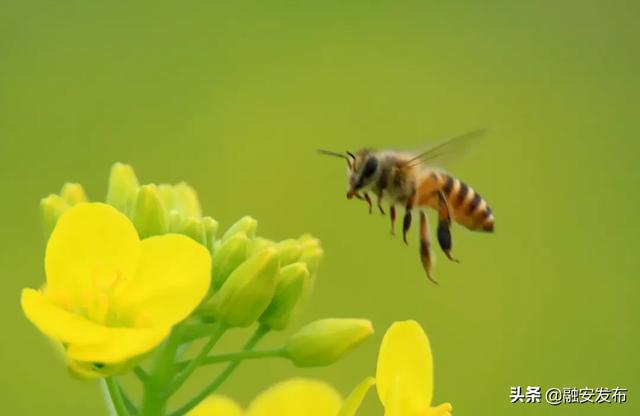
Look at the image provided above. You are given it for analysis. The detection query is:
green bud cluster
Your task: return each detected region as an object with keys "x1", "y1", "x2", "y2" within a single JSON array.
[
  {"x1": 104, "y1": 163, "x2": 218, "y2": 247},
  {"x1": 199, "y1": 216, "x2": 323, "y2": 331},
  {"x1": 41, "y1": 162, "x2": 220, "y2": 251}
]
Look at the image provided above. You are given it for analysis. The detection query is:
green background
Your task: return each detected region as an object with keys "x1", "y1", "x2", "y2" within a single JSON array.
[{"x1": 1, "y1": 1, "x2": 638, "y2": 414}]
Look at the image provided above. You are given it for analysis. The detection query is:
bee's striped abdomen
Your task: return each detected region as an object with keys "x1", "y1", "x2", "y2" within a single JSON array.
[{"x1": 441, "y1": 174, "x2": 494, "y2": 232}]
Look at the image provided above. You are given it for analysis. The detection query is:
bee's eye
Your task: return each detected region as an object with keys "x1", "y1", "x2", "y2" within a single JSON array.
[{"x1": 362, "y1": 157, "x2": 378, "y2": 177}]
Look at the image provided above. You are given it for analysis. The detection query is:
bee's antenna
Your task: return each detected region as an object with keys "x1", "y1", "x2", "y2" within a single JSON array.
[
  {"x1": 317, "y1": 149, "x2": 356, "y2": 169},
  {"x1": 317, "y1": 149, "x2": 349, "y2": 160}
]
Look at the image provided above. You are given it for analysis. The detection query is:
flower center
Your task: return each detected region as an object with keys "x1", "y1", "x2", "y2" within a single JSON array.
[{"x1": 78, "y1": 266, "x2": 127, "y2": 326}]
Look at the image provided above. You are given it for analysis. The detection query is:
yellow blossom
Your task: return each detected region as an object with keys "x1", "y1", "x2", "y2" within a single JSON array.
[
  {"x1": 188, "y1": 378, "x2": 372, "y2": 416},
  {"x1": 187, "y1": 395, "x2": 244, "y2": 416},
  {"x1": 21, "y1": 203, "x2": 211, "y2": 377},
  {"x1": 376, "y1": 321, "x2": 452, "y2": 416}
]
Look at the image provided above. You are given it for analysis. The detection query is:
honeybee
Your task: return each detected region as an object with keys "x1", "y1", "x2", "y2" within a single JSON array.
[{"x1": 319, "y1": 130, "x2": 494, "y2": 283}]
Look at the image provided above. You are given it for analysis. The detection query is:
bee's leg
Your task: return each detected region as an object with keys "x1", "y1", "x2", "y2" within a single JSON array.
[
  {"x1": 437, "y1": 191, "x2": 459, "y2": 262},
  {"x1": 376, "y1": 190, "x2": 386, "y2": 215},
  {"x1": 389, "y1": 205, "x2": 396, "y2": 235},
  {"x1": 363, "y1": 192, "x2": 373, "y2": 214},
  {"x1": 402, "y1": 199, "x2": 414, "y2": 245},
  {"x1": 419, "y1": 210, "x2": 437, "y2": 284}
]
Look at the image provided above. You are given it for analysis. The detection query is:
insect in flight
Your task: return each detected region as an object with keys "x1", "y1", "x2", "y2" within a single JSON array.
[{"x1": 318, "y1": 130, "x2": 494, "y2": 283}]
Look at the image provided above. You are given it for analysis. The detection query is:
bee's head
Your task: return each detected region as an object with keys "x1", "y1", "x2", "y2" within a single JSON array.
[
  {"x1": 346, "y1": 149, "x2": 379, "y2": 198},
  {"x1": 317, "y1": 148, "x2": 379, "y2": 198}
]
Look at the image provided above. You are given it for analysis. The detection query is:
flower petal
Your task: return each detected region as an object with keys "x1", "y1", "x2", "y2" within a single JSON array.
[
  {"x1": 187, "y1": 395, "x2": 244, "y2": 416},
  {"x1": 376, "y1": 321, "x2": 433, "y2": 410},
  {"x1": 45, "y1": 203, "x2": 140, "y2": 300},
  {"x1": 67, "y1": 326, "x2": 169, "y2": 363},
  {"x1": 115, "y1": 234, "x2": 211, "y2": 327},
  {"x1": 67, "y1": 360, "x2": 103, "y2": 380},
  {"x1": 425, "y1": 403, "x2": 453, "y2": 416},
  {"x1": 338, "y1": 377, "x2": 375, "y2": 416},
  {"x1": 247, "y1": 378, "x2": 342, "y2": 416},
  {"x1": 384, "y1": 377, "x2": 424, "y2": 416},
  {"x1": 21, "y1": 288, "x2": 109, "y2": 345}
]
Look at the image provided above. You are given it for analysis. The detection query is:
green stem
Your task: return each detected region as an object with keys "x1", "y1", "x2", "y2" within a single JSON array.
[
  {"x1": 139, "y1": 329, "x2": 182, "y2": 416},
  {"x1": 105, "y1": 377, "x2": 131, "y2": 416},
  {"x1": 121, "y1": 386, "x2": 138, "y2": 415},
  {"x1": 133, "y1": 366, "x2": 148, "y2": 384},
  {"x1": 174, "y1": 348, "x2": 286, "y2": 370},
  {"x1": 168, "y1": 322, "x2": 227, "y2": 395},
  {"x1": 178, "y1": 323, "x2": 221, "y2": 343},
  {"x1": 169, "y1": 325, "x2": 270, "y2": 416}
]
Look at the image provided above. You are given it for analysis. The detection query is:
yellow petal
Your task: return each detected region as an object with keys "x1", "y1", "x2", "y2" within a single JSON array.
[
  {"x1": 115, "y1": 234, "x2": 211, "y2": 327},
  {"x1": 21, "y1": 288, "x2": 109, "y2": 345},
  {"x1": 247, "y1": 378, "x2": 342, "y2": 416},
  {"x1": 45, "y1": 203, "x2": 140, "y2": 299},
  {"x1": 187, "y1": 395, "x2": 244, "y2": 416},
  {"x1": 376, "y1": 321, "x2": 433, "y2": 410},
  {"x1": 67, "y1": 360, "x2": 103, "y2": 380},
  {"x1": 384, "y1": 377, "x2": 424, "y2": 416},
  {"x1": 338, "y1": 377, "x2": 375, "y2": 416},
  {"x1": 424, "y1": 403, "x2": 452, "y2": 416},
  {"x1": 67, "y1": 326, "x2": 169, "y2": 363}
]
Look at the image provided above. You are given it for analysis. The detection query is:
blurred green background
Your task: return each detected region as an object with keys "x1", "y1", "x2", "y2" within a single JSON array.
[{"x1": 1, "y1": 1, "x2": 638, "y2": 414}]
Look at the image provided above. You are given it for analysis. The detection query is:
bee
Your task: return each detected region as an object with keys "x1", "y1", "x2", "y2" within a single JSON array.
[{"x1": 319, "y1": 130, "x2": 494, "y2": 283}]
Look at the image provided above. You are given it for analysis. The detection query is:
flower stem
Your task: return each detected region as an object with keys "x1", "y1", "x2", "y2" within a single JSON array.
[
  {"x1": 169, "y1": 325, "x2": 270, "y2": 416},
  {"x1": 139, "y1": 329, "x2": 182, "y2": 416},
  {"x1": 121, "y1": 387, "x2": 138, "y2": 415},
  {"x1": 178, "y1": 323, "x2": 220, "y2": 343},
  {"x1": 133, "y1": 366, "x2": 149, "y2": 384},
  {"x1": 168, "y1": 322, "x2": 227, "y2": 395},
  {"x1": 174, "y1": 347, "x2": 287, "y2": 370},
  {"x1": 105, "y1": 377, "x2": 131, "y2": 416}
]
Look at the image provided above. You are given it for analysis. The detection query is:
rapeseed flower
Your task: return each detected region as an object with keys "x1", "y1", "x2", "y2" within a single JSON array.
[{"x1": 21, "y1": 203, "x2": 211, "y2": 377}]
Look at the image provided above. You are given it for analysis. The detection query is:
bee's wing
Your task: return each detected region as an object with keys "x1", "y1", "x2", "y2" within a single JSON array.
[{"x1": 404, "y1": 129, "x2": 485, "y2": 168}]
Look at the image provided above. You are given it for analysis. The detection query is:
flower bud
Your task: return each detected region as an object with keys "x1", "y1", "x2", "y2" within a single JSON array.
[
  {"x1": 298, "y1": 234, "x2": 323, "y2": 276},
  {"x1": 106, "y1": 163, "x2": 139, "y2": 213},
  {"x1": 249, "y1": 237, "x2": 275, "y2": 255},
  {"x1": 40, "y1": 194, "x2": 69, "y2": 238},
  {"x1": 285, "y1": 319, "x2": 373, "y2": 367},
  {"x1": 259, "y1": 262, "x2": 309, "y2": 330},
  {"x1": 211, "y1": 232, "x2": 250, "y2": 290},
  {"x1": 179, "y1": 216, "x2": 207, "y2": 245},
  {"x1": 158, "y1": 184, "x2": 176, "y2": 211},
  {"x1": 275, "y1": 239, "x2": 303, "y2": 266},
  {"x1": 174, "y1": 182, "x2": 201, "y2": 218},
  {"x1": 131, "y1": 184, "x2": 168, "y2": 239},
  {"x1": 202, "y1": 216, "x2": 219, "y2": 251},
  {"x1": 208, "y1": 248, "x2": 280, "y2": 328},
  {"x1": 168, "y1": 209, "x2": 184, "y2": 233},
  {"x1": 300, "y1": 246, "x2": 324, "y2": 276},
  {"x1": 60, "y1": 183, "x2": 88, "y2": 206},
  {"x1": 299, "y1": 233, "x2": 321, "y2": 248},
  {"x1": 222, "y1": 216, "x2": 257, "y2": 241}
]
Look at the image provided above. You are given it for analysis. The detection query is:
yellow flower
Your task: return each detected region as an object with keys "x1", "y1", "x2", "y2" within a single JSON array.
[
  {"x1": 188, "y1": 378, "x2": 373, "y2": 416},
  {"x1": 21, "y1": 203, "x2": 211, "y2": 377},
  {"x1": 187, "y1": 395, "x2": 244, "y2": 416},
  {"x1": 376, "y1": 321, "x2": 452, "y2": 416}
]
